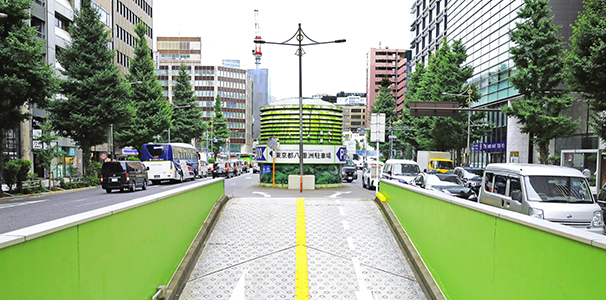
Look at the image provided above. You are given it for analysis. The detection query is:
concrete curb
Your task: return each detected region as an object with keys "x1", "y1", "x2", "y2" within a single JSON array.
[
  {"x1": 0, "y1": 185, "x2": 100, "y2": 203},
  {"x1": 374, "y1": 197, "x2": 447, "y2": 300},
  {"x1": 165, "y1": 194, "x2": 230, "y2": 300}
]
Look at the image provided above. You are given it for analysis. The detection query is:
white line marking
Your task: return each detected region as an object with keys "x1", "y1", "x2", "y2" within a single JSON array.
[
  {"x1": 252, "y1": 191, "x2": 271, "y2": 198},
  {"x1": 342, "y1": 220, "x2": 350, "y2": 231},
  {"x1": 339, "y1": 207, "x2": 345, "y2": 216},
  {"x1": 245, "y1": 176, "x2": 252, "y2": 180},
  {"x1": 229, "y1": 269, "x2": 248, "y2": 300},
  {"x1": 336, "y1": 199, "x2": 341, "y2": 205},
  {"x1": 72, "y1": 198, "x2": 90, "y2": 203},
  {"x1": 347, "y1": 237, "x2": 355, "y2": 251},
  {"x1": 328, "y1": 191, "x2": 352, "y2": 198},
  {"x1": 0, "y1": 200, "x2": 47, "y2": 210},
  {"x1": 352, "y1": 257, "x2": 374, "y2": 300}
]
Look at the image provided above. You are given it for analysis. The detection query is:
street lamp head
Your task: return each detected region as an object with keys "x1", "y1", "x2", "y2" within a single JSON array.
[
  {"x1": 0, "y1": 13, "x2": 7, "y2": 19},
  {"x1": 334, "y1": 39, "x2": 346, "y2": 43}
]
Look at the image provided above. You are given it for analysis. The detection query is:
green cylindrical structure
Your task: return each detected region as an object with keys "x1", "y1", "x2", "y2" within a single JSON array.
[{"x1": 257, "y1": 98, "x2": 345, "y2": 187}]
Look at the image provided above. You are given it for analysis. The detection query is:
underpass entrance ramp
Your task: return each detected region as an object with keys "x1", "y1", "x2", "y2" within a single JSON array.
[{"x1": 174, "y1": 197, "x2": 431, "y2": 299}]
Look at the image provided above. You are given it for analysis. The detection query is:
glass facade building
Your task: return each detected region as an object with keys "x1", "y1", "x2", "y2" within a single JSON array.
[{"x1": 411, "y1": 0, "x2": 586, "y2": 167}]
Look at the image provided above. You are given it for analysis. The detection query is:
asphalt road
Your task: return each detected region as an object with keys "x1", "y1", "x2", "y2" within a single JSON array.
[{"x1": 0, "y1": 171, "x2": 372, "y2": 234}]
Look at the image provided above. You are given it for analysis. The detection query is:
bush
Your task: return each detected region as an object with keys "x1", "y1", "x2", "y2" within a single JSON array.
[
  {"x1": 208, "y1": 158, "x2": 216, "y2": 164},
  {"x1": 127, "y1": 156, "x2": 140, "y2": 161},
  {"x1": 4, "y1": 159, "x2": 31, "y2": 194}
]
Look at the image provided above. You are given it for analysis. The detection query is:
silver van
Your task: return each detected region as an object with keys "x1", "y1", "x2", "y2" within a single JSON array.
[{"x1": 479, "y1": 163, "x2": 604, "y2": 234}]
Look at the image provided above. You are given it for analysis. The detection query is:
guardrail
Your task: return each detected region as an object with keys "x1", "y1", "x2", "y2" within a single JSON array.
[
  {"x1": 0, "y1": 179, "x2": 225, "y2": 300},
  {"x1": 380, "y1": 179, "x2": 606, "y2": 300}
]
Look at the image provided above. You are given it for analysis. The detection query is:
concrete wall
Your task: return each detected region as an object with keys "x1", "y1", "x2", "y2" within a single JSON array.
[
  {"x1": 380, "y1": 180, "x2": 606, "y2": 300},
  {"x1": 0, "y1": 180, "x2": 224, "y2": 300}
]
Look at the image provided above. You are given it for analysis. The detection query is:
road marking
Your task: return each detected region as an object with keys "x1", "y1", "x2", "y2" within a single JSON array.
[
  {"x1": 252, "y1": 191, "x2": 271, "y2": 198},
  {"x1": 72, "y1": 198, "x2": 90, "y2": 203},
  {"x1": 229, "y1": 269, "x2": 248, "y2": 300},
  {"x1": 328, "y1": 191, "x2": 352, "y2": 198},
  {"x1": 352, "y1": 257, "x2": 374, "y2": 300},
  {"x1": 245, "y1": 176, "x2": 252, "y2": 180},
  {"x1": 296, "y1": 197, "x2": 309, "y2": 299},
  {"x1": 0, "y1": 199, "x2": 47, "y2": 210},
  {"x1": 347, "y1": 237, "x2": 355, "y2": 251},
  {"x1": 338, "y1": 207, "x2": 345, "y2": 216},
  {"x1": 342, "y1": 220, "x2": 350, "y2": 231}
]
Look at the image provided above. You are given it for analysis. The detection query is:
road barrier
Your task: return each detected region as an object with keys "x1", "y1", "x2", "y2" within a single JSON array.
[
  {"x1": 380, "y1": 179, "x2": 606, "y2": 300},
  {"x1": 0, "y1": 179, "x2": 225, "y2": 300}
]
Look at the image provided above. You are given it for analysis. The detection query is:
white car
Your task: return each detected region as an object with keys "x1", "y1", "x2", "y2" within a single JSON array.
[{"x1": 362, "y1": 161, "x2": 384, "y2": 190}]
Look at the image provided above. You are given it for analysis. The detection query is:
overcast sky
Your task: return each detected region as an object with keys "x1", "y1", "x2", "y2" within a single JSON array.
[{"x1": 153, "y1": 0, "x2": 413, "y2": 100}]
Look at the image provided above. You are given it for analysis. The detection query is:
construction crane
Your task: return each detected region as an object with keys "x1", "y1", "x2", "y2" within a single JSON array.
[{"x1": 252, "y1": 9, "x2": 262, "y2": 69}]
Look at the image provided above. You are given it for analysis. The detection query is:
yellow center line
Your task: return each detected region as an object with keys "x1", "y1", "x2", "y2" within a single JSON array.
[{"x1": 296, "y1": 197, "x2": 309, "y2": 299}]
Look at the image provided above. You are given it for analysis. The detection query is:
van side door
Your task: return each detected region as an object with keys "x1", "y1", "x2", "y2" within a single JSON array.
[
  {"x1": 506, "y1": 176, "x2": 525, "y2": 214},
  {"x1": 382, "y1": 163, "x2": 392, "y2": 180},
  {"x1": 480, "y1": 172, "x2": 502, "y2": 207}
]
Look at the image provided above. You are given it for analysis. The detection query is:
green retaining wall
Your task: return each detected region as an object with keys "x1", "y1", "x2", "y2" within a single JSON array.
[
  {"x1": 0, "y1": 180, "x2": 224, "y2": 300},
  {"x1": 380, "y1": 180, "x2": 606, "y2": 300}
]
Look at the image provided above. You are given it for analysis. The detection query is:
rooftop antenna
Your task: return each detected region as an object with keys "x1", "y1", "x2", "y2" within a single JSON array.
[{"x1": 252, "y1": 10, "x2": 262, "y2": 69}]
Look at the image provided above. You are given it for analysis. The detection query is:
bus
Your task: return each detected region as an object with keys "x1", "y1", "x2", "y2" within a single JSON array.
[{"x1": 141, "y1": 143, "x2": 198, "y2": 184}]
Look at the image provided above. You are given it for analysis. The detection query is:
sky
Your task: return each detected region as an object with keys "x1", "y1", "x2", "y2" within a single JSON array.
[{"x1": 153, "y1": 0, "x2": 413, "y2": 101}]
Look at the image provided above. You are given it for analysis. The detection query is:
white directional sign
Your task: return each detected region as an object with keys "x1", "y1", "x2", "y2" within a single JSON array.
[{"x1": 370, "y1": 113, "x2": 385, "y2": 142}]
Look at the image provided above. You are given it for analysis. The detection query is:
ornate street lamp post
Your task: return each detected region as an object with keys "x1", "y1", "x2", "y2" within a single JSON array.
[{"x1": 255, "y1": 24, "x2": 345, "y2": 192}]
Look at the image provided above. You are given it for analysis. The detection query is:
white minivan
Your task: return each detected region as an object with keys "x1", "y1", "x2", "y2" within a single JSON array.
[
  {"x1": 382, "y1": 159, "x2": 421, "y2": 184},
  {"x1": 479, "y1": 163, "x2": 604, "y2": 234}
]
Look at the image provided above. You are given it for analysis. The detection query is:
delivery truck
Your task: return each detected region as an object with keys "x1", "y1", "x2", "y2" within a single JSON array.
[{"x1": 416, "y1": 151, "x2": 454, "y2": 173}]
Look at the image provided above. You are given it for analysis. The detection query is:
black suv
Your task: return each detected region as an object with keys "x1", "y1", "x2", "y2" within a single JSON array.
[
  {"x1": 101, "y1": 161, "x2": 148, "y2": 193},
  {"x1": 212, "y1": 161, "x2": 234, "y2": 178}
]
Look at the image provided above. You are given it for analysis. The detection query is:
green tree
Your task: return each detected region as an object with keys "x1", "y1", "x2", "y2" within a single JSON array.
[
  {"x1": 170, "y1": 63, "x2": 205, "y2": 143},
  {"x1": 211, "y1": 95, "x2": 229, "y2": 158},
  {"x1": 367, "y1": 76, "x2": 397, "y2": 158},
  {"x1": 4, "y1": 159, "x2": 31, "y2": 194},
  {"x1": 504, "y1": 0, "x2": 578, "y2": 164},
  {"x1": 114, "y1": 23, "x2": 172, "y2": 158},
  {"x1": 405, "y1": 39, "x2": 487, "y2": 164},
  {"x1": 566, "y1": 0, "x2": 606, "y2": 143},
  {"x1": 46, "y1": 0, "x2": 131, "y2": 175},
  {"x1": 0, "y1": 0, "x2": 57, "y2": 197},
  {"x1": 33, "y1": 122, "x2": 66, "y2": 190}
]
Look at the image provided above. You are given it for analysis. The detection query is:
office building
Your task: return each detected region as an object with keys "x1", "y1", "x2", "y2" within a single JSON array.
[
  {"x1": 156, "y1": 37, "x2": 254, "y2": 154},
  {"x1": 6, "y1": 0, "x2": 153, "y2": 178},
  {"x1": 246, "y1": 69, "x2": 271, "y2": 141},
  {"x1": 366, "y1": 48, "x2": 412, "y2": 122},
  {"x1": 410, "y1": 0, "x2": 589, "y2": 168}
]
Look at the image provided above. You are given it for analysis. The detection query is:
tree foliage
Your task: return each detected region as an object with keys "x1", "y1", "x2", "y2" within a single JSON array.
[
  {"x1": 504, "y1": 0, "x2": 578, "y2": 164},
  {"x1": 46, "y1": 0, "x2": 131, "y2": 175},
  {"x1": 566, "y1": 0, "x2": 606, "y2": 143},
  {"x1": 405, "y1": 39, "x2": 488, "y2": 164},
  {"x1": 114, "y1": 23, "x2": 172, "y2": 157},
  {"x1": 170, "y1": 63, "x2": 205, "y2": 144},
  {"x1": 0, "y1": 0, "x2": 57, "y2": 195},
  {"x1": 211, "y1": 95, "x2": 229, "y2": 158}
]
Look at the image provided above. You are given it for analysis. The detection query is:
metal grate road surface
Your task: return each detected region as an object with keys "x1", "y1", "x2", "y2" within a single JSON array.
[{"x1": 178, "y1": 197, "x2": 427, "y2": 300}]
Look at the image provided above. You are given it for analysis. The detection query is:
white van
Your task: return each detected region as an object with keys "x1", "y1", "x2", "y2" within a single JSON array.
[
  {"x1": 479, "y1": 163, "x2": 604, "y2": 234},
  {"x1": 382, "y1": 159, "x2": 421, "y2": 184}
]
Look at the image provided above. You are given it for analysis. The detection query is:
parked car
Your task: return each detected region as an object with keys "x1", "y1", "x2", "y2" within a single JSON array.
[
  {"x1": 101, "y1": 161, "x2": 148, "y2": 193},
  {"x1": 212, "y1": 161, "x2": 234, "y2": 178},
  {"x1": 362, "y1": 161, "x2": 384, "y2": 190},
  {"x1": 251, "y1": 160, "x2": 260, "y2": 173},
  {"x1": 479, "y1": 163, "x2": 604, "y2": 234},
  {"x1": 229, "y1": 160, "x2": 242, "y2": 176},
  {"x1": 197, "y1": 160, "x2": 209, "y2": 178},
  {"x1": 453, "y1": 167, "x2": 484, "y2": 193},
  {"x1": 382, "y1": 159, "x2": 421, "y2": 184},
  {"x1": 342, "y1": 160, "x2": 358, "y2": 182},
  {"x1": 409, "y1": 172, "x2": 477, "y2": 201}
]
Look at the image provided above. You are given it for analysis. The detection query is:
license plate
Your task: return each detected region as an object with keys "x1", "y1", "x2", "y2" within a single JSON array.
[
  {"x1": 154, "y1": 175, "x2": 160, "y2": 178},
  {"x1": 111, "y1": 178, "x2": 118, "y2": 182},
  {"x1": 347, "y1": 176, "x2": 353, "y2": 180}
]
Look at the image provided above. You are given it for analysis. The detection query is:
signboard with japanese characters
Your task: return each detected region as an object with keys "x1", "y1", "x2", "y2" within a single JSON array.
[{"x1": 256, "y1": 145, "x2": 347, "y2": 164}]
